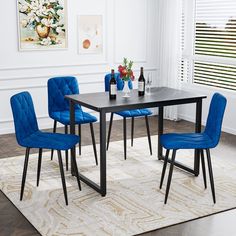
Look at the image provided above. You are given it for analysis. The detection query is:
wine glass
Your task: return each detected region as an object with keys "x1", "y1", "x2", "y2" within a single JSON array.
[{"x1": 146, "y1": 73, "x2": 152, "y2": 95}]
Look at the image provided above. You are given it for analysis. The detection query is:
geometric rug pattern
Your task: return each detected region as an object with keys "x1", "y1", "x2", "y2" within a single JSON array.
[{"x1": 0, "y1": 136, "x2": 236, "y2": 236}]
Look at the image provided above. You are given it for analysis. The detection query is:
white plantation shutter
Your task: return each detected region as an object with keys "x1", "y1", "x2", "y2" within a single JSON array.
[
  {"x1": 180, "y1": 59, "x2": 190, "y2": 82},
  {"x1": 179, "y1": 5, "x2": 186, "y2": 82},
  {"x1": 193, "y1": 0, "x2": 236, "y2": 90},
  {"x1": 179, "y1": 0, "x2": 191, "y2": 83},
  {"x1": 194, "y1": 61, "x2": 236, "y2": 90}
]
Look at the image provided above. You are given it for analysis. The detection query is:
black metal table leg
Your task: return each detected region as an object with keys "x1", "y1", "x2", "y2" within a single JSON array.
[
  {"x1": 107, "y1": 112, "x2": 114, "y2": 150},
  {"x1": 69, "y1": 102, "x2": 107, "y2": 195},
  {"x1": 123, "y1": 117, "x2": 127, "y2": 160},
  {"x1": 70, "y1": 100, "x2": 76, "y2": 176},
  {"x1": 78, "y1": 124, "x2": 82, "y2": 155},
  {"x1": 100, "y1": 111, "x2": 107, "y2": 196},
  {"x1": 194, "y1": 99, "x2": 202, "y2": 176},
  {"x1": 131, "y1": 117, "x2": 134, "y2": 147},
  {"x1": 90, "y1": 123, "x2": 98, "y2": 165},
  {"x1": 158, "y1": 107, "x2": 164, "y2": 159},
  {"x1": 65, "y1": 125, "x2": 69, "y2": 171}
]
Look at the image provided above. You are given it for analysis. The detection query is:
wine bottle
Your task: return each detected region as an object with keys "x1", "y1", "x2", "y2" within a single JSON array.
[
  {"x1": 138, "y1": 67, "x2": 145, "y2": 96},
  {"x1": 109, "y1": 69, "x2": 117, "y2": 100}
]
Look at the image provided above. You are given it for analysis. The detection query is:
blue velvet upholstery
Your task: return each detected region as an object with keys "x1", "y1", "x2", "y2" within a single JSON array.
[
  {"x1": 104, "y1": 73, "x2": 152, "y2": 118},
  {"x1": 161, "y1": 93, "x2": 227, "y2": 150},
  {"x1": 51, "y1": 110, "x2": 97, "y2": 125},
  {"x1": 116, "y1": 109, "x2": 152, "y2": 118},
  {"x1": 48, "y1": 76, "x2": 97, "y2": 125},
  {"x1": 10, "y1": 92, "x2": 79, "y2": 150},
  {"x1": 105, "y1": 73, "x2": 133, "y2": 91}
]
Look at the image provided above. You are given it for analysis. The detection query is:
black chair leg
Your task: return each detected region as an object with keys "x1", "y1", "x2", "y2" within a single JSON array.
[
  {"x1": 37, "y1": 148, "x2": 42, "y2": 187},
  {"x1": 20, "y1": 148, "x2": 30, "y2": 201},
  {"x1": 71, "y1": 147, "x2": 82, "y2": 191},
  {"x1": 107, "y1": 113, "x2": 114, "y2": 150},
  {"x1": 160, "y1": 149, "x2": 170, "y2": 189},
  {"x1": 57, "y1": 150, "x2": 68, "y2": 205},
  {"x1": 131, "y1": 117, "x2": 134, "y2": 147},
  {"x1": 145, "y1": 116, "x2": 152, "y2": 155},
  {"x1": 123, "y1": 117, "x2": 127, "y2": 160},
  {"x1": 51, "y1": 121, "x2": 57, "y2": 160},
  {"x1": 90, "y1": 123, "x2": 98, "y2": 165},
  {"x1": 78, "y1": 124, "x2": 82, "y2": 155},
  {"x1": 65, "y1": 125, "x2": 69, "y2": 171},
  {"x1": 206, "y1": 149, "x2": 216, "y2": 204},
  {"x1": 164, "y1": 149, "x2": 177, "y2": 204},
  {"x1": 200, "y1": 149, "x2": 207, "y2": 189}
]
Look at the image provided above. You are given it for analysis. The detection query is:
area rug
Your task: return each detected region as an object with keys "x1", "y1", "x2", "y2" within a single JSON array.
[{"x1": 0, "y1": 136, "x2": 236, "y2": 236}]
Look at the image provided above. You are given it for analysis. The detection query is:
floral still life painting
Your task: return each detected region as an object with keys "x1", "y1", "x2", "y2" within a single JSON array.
[
  {"x1": 17, "y1": 0, "x2": 67, "y2": 50},
  {"x1": 78, "y1": 15, "x2": 103, "y2": 54}
]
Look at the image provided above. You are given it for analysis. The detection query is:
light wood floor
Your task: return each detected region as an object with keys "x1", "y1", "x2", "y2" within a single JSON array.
[{"x1": 0, "y1": 116, "x2": 235, "y2": 236}]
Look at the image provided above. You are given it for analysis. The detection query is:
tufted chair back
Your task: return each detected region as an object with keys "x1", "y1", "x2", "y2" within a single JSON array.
[
  {"x1": 48, "y1": 76, "x2": 80, "y2": 116},
  {"x1": 204, "y1": 93, "x2": 227, "y2": 148},
  {"x1": 104, "y1": 73, "x2": 133, "y2": 92},
  {"x1": 10, "y1": 92, "x2": 39, "y2": 145}
]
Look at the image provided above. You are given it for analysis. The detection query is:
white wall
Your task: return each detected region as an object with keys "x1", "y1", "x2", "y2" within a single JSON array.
[
  {"x1": 0, "y1": 0, "x2": 159, "y2": 134},
  {"x1": 179, "y1": 83, "x2": 236, "y2": 135}
]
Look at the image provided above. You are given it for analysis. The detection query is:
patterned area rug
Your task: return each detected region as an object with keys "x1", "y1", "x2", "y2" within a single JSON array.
[{"x1": 0, "y1": 136, "x2": 236, "y2": 236}]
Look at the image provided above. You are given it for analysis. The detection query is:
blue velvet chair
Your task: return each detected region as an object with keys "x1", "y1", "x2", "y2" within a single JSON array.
[
  {"x1": 10, "y1": 92, "x2": 81, "y2": 205},
  {"x1": 48, "y1": 76, "x2": 98, "y2": 169},
  {"x1": 105, "y1": 73, "x2": 153, "y2": 160},
  {"x1": 160, "y1": 93, "x2": 227, "y2": 204}
]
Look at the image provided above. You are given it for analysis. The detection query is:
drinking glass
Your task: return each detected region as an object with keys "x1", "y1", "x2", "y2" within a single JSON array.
[{"x1": 146, "y1": 73, "x2": 152, "y2": 95}]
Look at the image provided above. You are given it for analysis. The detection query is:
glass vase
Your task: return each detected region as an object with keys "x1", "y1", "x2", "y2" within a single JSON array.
[{"x1": 122, "y1": 80, "x2": 130, "y2": 98}]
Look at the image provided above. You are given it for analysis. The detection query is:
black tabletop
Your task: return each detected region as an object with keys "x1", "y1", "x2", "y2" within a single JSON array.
[{"x1": 65, "y1": 87, "x2": 207, "y2": 112}]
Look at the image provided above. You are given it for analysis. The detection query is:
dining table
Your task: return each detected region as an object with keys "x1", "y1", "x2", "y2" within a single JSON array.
[{"x1": 65, "y1": 87, "x2": 207, "y2": 197}]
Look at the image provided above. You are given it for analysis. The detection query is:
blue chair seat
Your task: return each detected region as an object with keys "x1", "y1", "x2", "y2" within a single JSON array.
[
  {"x1": 20, "y1": 131, "x2": 79, "y2": 150},
  {"x1": 10, "y1": 91, "x2": 81, "y2": 205},
  {"x1": 161, "y1": 133, "x2": 215, "y2": 150},
  {"x1": 104, "y1": 72, "x2": 153, "y2": 159},
  {"x1": 50, "y1": 110, "x2": 97, "y2": 125},
  {"x1": 159, "y1": 93, "x2": 227, "y2": 204},
  {"x1": 116, "y1": 108, "x2": 152, "y2": 118}
]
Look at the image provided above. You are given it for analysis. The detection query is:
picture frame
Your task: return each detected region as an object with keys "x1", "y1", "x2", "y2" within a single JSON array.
[
  {"x1": 17, "y1": 0, "x2": 68, "y2": 51},
  {"x1": 78, "y1": 15, "x2": 103, "y2": 55}
]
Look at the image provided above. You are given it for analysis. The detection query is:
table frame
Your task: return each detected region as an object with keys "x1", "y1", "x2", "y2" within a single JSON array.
[{"x1": 67, "y1": 91, "x2": 204, "y2": 197}]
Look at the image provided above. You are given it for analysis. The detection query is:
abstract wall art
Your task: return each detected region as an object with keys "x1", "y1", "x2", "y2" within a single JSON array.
[{"x1": 78, "y1": 15, "x2": 103, "y2": 54}]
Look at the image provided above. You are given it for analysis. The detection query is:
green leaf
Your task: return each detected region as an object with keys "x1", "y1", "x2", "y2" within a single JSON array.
[
  {"x1": 123, "y1": 58, "x2": 128, "y2": 66},
  {"x1": 55, "y1": 6, "x2": 63, "y2": 10},
  {"x1": 24, "y1": 0, "x2": 32, "y2": 4}
]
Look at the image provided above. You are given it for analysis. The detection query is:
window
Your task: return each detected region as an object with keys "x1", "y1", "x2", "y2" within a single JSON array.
[
  {"x1": 182, "y1": 0, "x2": 236, "y2": 91},
  {"x1": 194, "y1": 61, "x2": 236, "y2": 90}
]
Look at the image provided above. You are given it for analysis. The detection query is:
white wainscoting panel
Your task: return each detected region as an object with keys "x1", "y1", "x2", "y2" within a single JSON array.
[
  {"x1": 114, "y1": 0, "x2": 148, "y2": 63},
  {"x1": 0, "y1": 0, "x2": 159, "y2": 134}
]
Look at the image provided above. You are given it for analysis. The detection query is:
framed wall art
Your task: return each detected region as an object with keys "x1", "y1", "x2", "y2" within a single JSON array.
[
  {"x1": 78, "y1": 15, "x2": 103, "y2": 54},
  {"x1": 17, "y1": 0, "x2": 67, "y2": 51}
]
